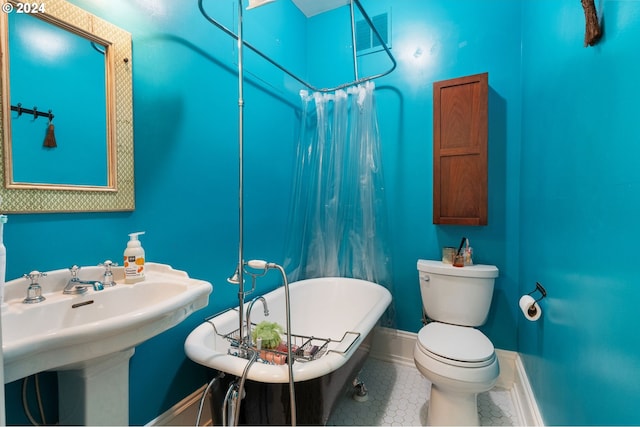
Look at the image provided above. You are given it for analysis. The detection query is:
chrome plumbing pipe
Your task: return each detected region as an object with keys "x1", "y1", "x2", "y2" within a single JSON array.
[
  {"x1": 232, "y1": 349, "x2": 258, "y2": 425},
  {"x1": 236, "y1": 0, "x2": 246, "y2": 348},
  {"x1": 246, "y1": 260, "x2": 296, "y2": 426},
  {"x1": 196, "y1": 372, "x2": 224, "y2": 426}
]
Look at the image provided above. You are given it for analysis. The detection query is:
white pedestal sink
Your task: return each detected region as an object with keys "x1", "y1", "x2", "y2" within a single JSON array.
[{"x1": 1, "y1": 263, "x2": 212, "y2": 425}]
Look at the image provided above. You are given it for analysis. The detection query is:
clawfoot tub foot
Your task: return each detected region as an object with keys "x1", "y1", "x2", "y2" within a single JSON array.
[{"x1": 352, "y1": 377, "x2": 369, "y2": 402}]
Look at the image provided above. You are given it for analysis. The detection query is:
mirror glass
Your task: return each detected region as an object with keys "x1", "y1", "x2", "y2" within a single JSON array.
[
  {"x1": 0, "y1": 0, "x2": 135, "y2": 212},
  {"x1": 8, "y1": 12, "x2": 108, "y2": 187}
]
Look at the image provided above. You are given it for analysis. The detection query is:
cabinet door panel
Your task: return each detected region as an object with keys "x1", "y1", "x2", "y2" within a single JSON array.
[{"x1": 433, "y1": 72, "x2": 488, "y2": 225}]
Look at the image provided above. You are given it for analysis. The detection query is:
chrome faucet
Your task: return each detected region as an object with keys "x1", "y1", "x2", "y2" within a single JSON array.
[
  {"x1": 23, "y1": 271, "x2": 47, "y2": 304},
  {"x1": 63, "y1": 265, "x2": 105, "y2": 295},
  {"x1": 246, "y1": 296, "x2": 269, "y2": 346}
]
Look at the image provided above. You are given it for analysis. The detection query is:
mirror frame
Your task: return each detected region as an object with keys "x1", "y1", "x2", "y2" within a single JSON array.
[{"x1": 0, "y1": 0, "x2": 134, "y2": 212}]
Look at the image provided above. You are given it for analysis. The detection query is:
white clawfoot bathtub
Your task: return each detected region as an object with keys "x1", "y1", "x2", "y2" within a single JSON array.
[{"x1": 185, "y1": 276, "x2": 392, "y2": 424}]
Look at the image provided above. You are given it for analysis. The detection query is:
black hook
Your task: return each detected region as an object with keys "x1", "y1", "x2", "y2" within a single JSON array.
[{"x1": 11, "y1": 103, "x2": 55, "y2": 121}]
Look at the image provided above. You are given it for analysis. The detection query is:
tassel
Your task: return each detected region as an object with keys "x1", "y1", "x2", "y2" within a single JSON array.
[
  {"x1": 43, "y1": 123, "x2": 57, "y2": 148},
  {"x1": 581, "y1": 0, "x2": 602, "y2": 47}
]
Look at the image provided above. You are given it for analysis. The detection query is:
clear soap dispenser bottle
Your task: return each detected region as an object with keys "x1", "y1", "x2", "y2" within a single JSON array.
[{"x1": 124, "y1": 231, "x2": 145, "y2": 284}]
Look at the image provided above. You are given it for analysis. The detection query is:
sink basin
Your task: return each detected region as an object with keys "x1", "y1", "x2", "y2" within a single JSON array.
[{"x1": 1, "y1": 262, "x2": 212, "y2": 425}]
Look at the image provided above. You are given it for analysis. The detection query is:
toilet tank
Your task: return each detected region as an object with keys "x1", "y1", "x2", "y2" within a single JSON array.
[{"x1": 417, "y1": 259, "x2": 499, "y2": 327}]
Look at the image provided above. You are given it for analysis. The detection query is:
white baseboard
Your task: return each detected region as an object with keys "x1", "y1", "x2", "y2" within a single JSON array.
[
  {"x1": 512, "y1": 354, "x2": 545, "y2": 426},
  {"x1": 370, "y1": 326, "x2": 417, "y2": 367},
  {"x1": 146, "y1": 384, "x2": 212, "y2": 426},
  {"x1": 152, "y1": 326, "x2": 543, "y2": 426}
]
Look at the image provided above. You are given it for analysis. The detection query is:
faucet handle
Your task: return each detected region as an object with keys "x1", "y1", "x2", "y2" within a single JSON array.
[
  {"x1": 100, "y1": 260, "x2": 118, "y2": 287},
  {"x1": 23, "y1": 270, "x2": 47, "y2": 282},
  {"x1": 68, "y1": 265, "x2": 81, "y2": 279},
  {"x1": 100, "y1": 260, "x2": 118, "y2": 269}
]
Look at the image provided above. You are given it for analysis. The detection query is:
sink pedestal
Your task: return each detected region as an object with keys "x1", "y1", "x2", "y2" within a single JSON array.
[{"x1": 57, "y1": 348, "x2": 135, "y2": 426}]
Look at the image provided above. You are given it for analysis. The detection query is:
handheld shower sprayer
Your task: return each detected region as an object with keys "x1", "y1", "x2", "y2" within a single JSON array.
[
  {"x1": 243, "y1": 260, "x2": 277, "y2": 282},
  {"x1": 234, "y1": 260, "x2": 274, "y2": 297},
  {"x1": 246, "y1": 259, "x2": 276, "y2": 270}
]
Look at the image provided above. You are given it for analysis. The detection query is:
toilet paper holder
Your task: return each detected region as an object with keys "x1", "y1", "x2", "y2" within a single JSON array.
[{"x1": 526, "y1": 282, "x2": 547, "y2": 316}]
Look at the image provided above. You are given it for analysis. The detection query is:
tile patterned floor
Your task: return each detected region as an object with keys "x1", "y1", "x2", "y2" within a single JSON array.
[{"x1": 327, "y1": 357, "x2": 521, "y2": 426}]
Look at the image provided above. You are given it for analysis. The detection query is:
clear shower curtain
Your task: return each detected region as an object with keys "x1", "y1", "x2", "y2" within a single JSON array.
[{"x1": 284, "y1": 81, "x2": 395, "y2": 326}]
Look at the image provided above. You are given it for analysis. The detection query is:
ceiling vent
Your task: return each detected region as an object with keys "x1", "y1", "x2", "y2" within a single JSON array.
[{"x1": 355, "y1": 11, "x2": 391, "y2": 55}]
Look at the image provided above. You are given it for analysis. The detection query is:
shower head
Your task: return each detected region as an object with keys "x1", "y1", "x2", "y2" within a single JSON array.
[{"x1": 246, "y1": 0, "x2": 276, "y2": 10}]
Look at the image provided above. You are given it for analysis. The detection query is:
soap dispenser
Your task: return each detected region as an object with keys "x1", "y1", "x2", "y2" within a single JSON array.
[{"x1": 124, "y1": 232, "x2": 145, "y2": 284}]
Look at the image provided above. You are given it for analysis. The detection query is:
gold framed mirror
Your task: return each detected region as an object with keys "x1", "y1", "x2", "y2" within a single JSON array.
[{"x1": 0, "y1": 0, "x2": 134, "y2": 212}]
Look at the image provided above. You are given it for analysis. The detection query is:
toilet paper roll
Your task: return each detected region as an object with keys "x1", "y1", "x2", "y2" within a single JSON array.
[{"x1": 519, "y1": 295, "x2": 542, "y2": 321}]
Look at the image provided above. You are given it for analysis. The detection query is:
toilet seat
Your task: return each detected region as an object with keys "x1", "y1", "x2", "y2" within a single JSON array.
[{"x1": 417, "y1": 322, "x2": 495, "y2": 368}]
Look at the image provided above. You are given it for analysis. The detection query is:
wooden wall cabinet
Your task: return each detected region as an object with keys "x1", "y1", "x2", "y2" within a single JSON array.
[{"x1": 433, "y1": 72, "x2": 488, "y2": 225}]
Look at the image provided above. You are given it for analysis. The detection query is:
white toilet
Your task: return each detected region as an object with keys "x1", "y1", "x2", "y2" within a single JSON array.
[{"x1": 414, "y1": 259, "x2": 499, "y2": 426}]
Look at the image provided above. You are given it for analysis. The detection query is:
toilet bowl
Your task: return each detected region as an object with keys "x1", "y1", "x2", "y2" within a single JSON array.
[
  {"x1": 413, "y1": 322, "x2": 499, "y2": 426},
  {"x1": 414, "y1": 259, "x2": 499, "y2": 426}
]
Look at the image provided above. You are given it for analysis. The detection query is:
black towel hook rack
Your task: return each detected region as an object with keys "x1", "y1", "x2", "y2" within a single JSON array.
[{"x1": 11, "y1": 103, "x2": 55, "y2": 121}]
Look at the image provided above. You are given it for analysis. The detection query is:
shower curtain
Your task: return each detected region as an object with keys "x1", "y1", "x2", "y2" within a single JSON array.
[{"x1": 284, "y1": 81, "x2": 395, "y2": 326}]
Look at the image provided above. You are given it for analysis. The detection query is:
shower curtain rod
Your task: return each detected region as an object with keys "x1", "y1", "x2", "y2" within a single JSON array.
[{"x1": 197, "y1": 0, "x2": 396, "y2": 93}]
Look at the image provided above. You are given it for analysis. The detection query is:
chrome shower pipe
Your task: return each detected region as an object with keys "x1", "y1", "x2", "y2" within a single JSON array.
[
  {"x1": 349, "y1": 0, "x2": 359, "y2": 81},
  {"x1": 236, "y1": 0, "x2": 246, "y2": 346},
  {"x1": 198, "y1": 0, "x2": 396, "y2": 93}
]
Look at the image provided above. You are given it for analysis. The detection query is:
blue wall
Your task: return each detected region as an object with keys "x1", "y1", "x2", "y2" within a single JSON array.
[
  {"x1": 4, "y1": 0, "x2": 638, "y2": 425},
  {"x1": 520, "y1": 0, "x2": 640, "y2": 424}
]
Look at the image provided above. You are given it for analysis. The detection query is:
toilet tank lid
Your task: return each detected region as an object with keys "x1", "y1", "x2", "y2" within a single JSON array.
[{"x1": 417, "y1": 259, "x2": 499, "y2": 278}]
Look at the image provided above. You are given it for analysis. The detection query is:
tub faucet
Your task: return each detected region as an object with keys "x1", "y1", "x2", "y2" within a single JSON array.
[
  {"x1": 63, "y1": 265, "x2": 105, "y2": 295},
  {"x1": 246, "y1": 296, "x2": 269, "y2": 346}
]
